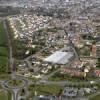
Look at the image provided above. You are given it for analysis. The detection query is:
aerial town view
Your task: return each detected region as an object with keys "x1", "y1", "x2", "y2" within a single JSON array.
[{"x1": 0, "y1": 0, "x2": 100, "y2": 100}]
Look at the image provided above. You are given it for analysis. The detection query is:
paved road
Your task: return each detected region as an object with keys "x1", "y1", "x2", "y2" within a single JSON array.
[
  {"x1": 12, "y1": 89, "x2": 19, "y2": 100},
  {"x1": 34, "y1": 80, "x2": 91, "y2": 86},
  {"x1": 64, "y1": 27, "x2": 80, "y2": 60},
  {"x1": 2, "y1": 19, "x2": 28, "y2": 100},
  {"x1": 41, "y1": 68, "x2": 61, "y2": 80}
]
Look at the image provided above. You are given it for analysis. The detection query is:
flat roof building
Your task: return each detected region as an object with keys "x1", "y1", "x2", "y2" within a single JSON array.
[{"x1": 44, "y1": 51, "x2": 73, "y2": 64}]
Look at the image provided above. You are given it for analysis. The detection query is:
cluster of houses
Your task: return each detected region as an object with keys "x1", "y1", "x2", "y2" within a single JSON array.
[{"x1": 8, "y1": 14, "x2": 52, "y2": 40}]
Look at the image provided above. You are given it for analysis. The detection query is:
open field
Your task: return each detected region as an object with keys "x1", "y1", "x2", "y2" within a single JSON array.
[
  {"x1": 90, "y1": 94, "x2": 100, "y2": 100},
  {"x1": 28, "y1": 84, "x2": 63, "y2": 96},
  {"x1": 0, "y1": 90, "x2": 8, "y2": 100},
  {"x1": 0, "y1": 22, "x2": 7, "y2": 46},
  {"x1": 0, "y1": 56, "x2": 8, "y2": 73},
  {"x1": 0, "y1": 90, "x2": 11, "y2": 100},
  {"x1": 0, "y1": 47, "x2": 8, "y2": 57},
  {"x1": 0, "y1": 21, "x2": 9, "y2": 74}
]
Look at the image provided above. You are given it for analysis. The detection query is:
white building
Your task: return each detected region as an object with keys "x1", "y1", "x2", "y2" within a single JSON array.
[{"x1": 44, "y1": 51, "x2": 73, "y2": 64}]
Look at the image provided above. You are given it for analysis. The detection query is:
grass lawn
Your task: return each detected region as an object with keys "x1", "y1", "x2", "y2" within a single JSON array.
[
  {"x1": 0, "y1": 74, "x2": 10, "y2": 80},
  {"x1": 0, "y1": 90, "x2": 8, "y2": 100},
  {"x1": 7, "y1": 91, "x2": 12, "y2": 100},
  {"x1": 8, "y1": 79, "x2": 23, "y2": 87},
  {"x1": 0, "y1": 90, "x2": 12, "y2": 100},
  {"x1": 0, "y1": 22, "x2": 7, "y2": 46},
  {"x1": 0, "y1": 56, "x2": 8, "y2": 74},
  {"x1": 0, "y1": 47, "x2": 8, "y2": 57},
  {"x1": 0, "y1": 21, "x2": 9, "y2": 75},
  {"x1": 90, "y1": 94, "x2": 100, "y2": 100},
  {"x1": 0, "y1": 84, "x2": 11, "y2": 100},
  {"x1": 28, "y1": 84, "x2": 64, "y2": 96}
]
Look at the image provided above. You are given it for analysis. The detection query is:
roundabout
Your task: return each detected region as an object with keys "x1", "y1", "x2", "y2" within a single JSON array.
[
  {"x1": 7, "y1": 79, "x2": 23, "y2": 89},
  {"x1": 3, "y1": 76, "x2": 29, "y2": 90}
]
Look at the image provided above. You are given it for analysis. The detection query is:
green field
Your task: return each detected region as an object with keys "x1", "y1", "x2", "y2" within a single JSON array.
[
  {"x1": 90, "y1": 94, "x2": 100, "y2": 100},
  {"x1": 28, "y1": 84, "x2": 63, "y2": 96},
  {"x1": 0, "y1": 89, "x2": 11, "y2": 100},
  {"x1": 0, "y1": 21, "x2": 9, "y2": 74},
  {"x1": 0, "y1": 56, "x2": 8, "y2": 73},
  {"x1": 0, "y1": 47, "x2": 8, "y2": 57},
  {"x1": 0, "y1": 83, "x2": 11, "y2": 100},
  {"x1": 0, "y1": 22, "x2": 7, "y2": 46},
  {"x1": 0, "y1": 90, "x2": 8, "y2": 100}
]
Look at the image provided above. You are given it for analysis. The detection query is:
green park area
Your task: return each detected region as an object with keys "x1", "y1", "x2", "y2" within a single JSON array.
[
  {"x1": 0, "y1": 91, "x2": 11, "y2": 100},
  {"x1": 90, "y1": 94, "x2": 100, "y2": 100},
  {"x1": 0, "y1": 85, "x2": 11, "y2": 100},
  {"x1": 0, "y1": 90, "x2": 8, "y2": 100},
  {"x1": 0, "y1": 21, "x2": 9, "y2": 75},
  {"x1": 0, "y1": 22, "x2": 7, "y2": 46},
  {"x1": 7, "y1": 79, "x2": 24, "y2": 87},
  {"x1": 28, "y1": 84, "x2": 63, "y2": 96}
]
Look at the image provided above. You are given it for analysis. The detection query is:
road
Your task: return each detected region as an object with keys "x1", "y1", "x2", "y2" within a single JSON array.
[
  {"x1": 64, "y1": 27, "x2": 80, "y2": 60},
  {"x1": 41, "y1": 68, "x2": 61, "y2": 80},
  {"x1": 2, "y1": 19, "x2": 29, "y2": 100},
  {"x1": 34, "y1": 80, "x2": 93, "y2": 86}
]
